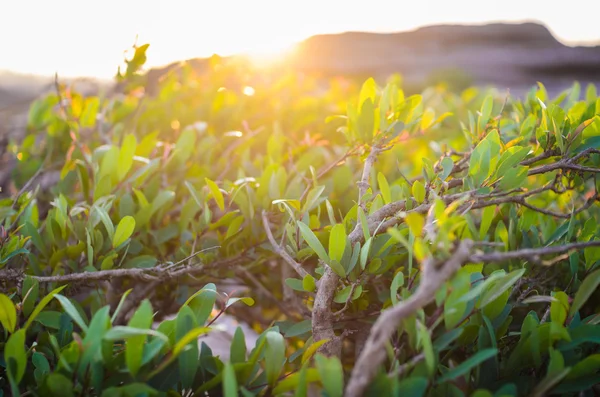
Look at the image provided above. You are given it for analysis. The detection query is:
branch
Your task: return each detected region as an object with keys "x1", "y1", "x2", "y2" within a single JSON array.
[
  {"x1": 358, "y1": 146, "x2": 381, "y2": 207},
  {"x1": 345, "y1": 240, "x2": 474, "y2": 397},
  {"x1": 312, "y1": 144, "x2": 384, "y2": 357},
  {"x1": 261, "y1": 210, "x2": 311, "y2": 280},
  {"x1": 0, "y1": 249, "x2": 243, "y2": 285},
  {"x1": 470, "y1": 240, "x2": 600, "y2": 263}
]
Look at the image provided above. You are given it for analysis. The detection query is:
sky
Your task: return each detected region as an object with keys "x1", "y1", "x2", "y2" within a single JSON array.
[{"x1": 2, "y1": 0, "x2": 599, "y2": 78}]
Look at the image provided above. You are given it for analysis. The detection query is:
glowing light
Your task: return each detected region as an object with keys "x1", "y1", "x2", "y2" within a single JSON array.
[
  {"x1": 170, "y1": 120, "x2": 180, "y2": 130},
  {"x1": 224, "y1": 131, "x2": 243, "y2": 137},
  {"x1": 243, "y1": 86, "x2": 255, "y2": 96}
]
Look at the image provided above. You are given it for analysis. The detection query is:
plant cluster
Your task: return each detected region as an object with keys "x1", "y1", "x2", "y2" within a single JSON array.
[{"x1": 1, "y1": 43, "x2": 600, "y2": 396}]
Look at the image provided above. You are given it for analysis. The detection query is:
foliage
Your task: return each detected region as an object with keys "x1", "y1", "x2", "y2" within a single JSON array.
[{"x1": 1, "y1": 42, "x2": 600, "y2": 396}]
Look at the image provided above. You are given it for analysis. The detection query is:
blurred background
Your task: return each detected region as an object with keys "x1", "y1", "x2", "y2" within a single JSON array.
[{"x1": 2, "y1": 0, "x2": 600, "y2": 161}]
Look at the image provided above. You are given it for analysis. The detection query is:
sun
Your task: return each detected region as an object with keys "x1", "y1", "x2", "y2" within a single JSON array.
[{"x1": 241, "y1": 41, "x2": 299, "y2": 67}]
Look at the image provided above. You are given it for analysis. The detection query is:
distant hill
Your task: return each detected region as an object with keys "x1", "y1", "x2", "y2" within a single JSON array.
[
  {"x1": 288, "y1": 23, "x2": 600, "y2": 93},
  {"x1": 145, "y1": 22, "x2": 600, "y2": 97}
]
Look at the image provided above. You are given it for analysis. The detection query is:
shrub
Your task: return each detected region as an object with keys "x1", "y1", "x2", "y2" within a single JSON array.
[{"x1": 1, "y1": 43, "x2": 600, "y2": 396}]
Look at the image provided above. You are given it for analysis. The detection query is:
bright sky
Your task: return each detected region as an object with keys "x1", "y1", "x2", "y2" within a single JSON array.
[{"x1": 2, "y1": 0, "x2": 599, "y2": 78}]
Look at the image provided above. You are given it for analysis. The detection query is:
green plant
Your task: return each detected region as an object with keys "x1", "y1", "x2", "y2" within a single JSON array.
[{"x1": 1, "y1": 43, "x2": 600, "y2": 396}]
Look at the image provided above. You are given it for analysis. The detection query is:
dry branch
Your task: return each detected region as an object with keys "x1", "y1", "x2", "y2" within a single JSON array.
[{"x1": 345, "y1": 240, "x2": 474, "y2": 397}]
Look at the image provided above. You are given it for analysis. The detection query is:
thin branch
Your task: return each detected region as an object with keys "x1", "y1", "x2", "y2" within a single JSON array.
[
  {"x1": 470, "y1": 240, "x2": 600, "y2": 263},
  {"x1": 358, "y1": 146, "x2": 381, "y2": 207},
  {"x1": 0, "y1": 252, "x2": 244, "y2": 285},
  {"x1": 261, "y1": 210, "x2": 310, "y2": 280},
  {"x1": 388, "y1": 353, "x2": 425, "y2": 378},
  {"x1": 520, "y1": 148, "x2": 561, "y2": 166}
]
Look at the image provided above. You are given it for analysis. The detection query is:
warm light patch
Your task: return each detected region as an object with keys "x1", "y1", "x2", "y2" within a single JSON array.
[
  {"x1": 224, "y1": 131, "x2": 243, "y2": 137},
  {"x1": 170, "y1": 120, "x2": 180, "y2": 130},
  {"x1": 243, "y1": 86, "x2": 255, "y2": 96}
]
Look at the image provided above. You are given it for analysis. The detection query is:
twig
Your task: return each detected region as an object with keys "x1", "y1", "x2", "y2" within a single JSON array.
[
  {"x1": 0, "y1": 253, "x2": 245, "y2": 285},
  {"x1": 261, "y1": 210, "x2": 310, "y2": 280},
  {"x1": 470, "y1": 240, "x2": 600, "y2": 263},
  {"x1": 388, "y1": 353, "x2": 425, "y2": 378}
]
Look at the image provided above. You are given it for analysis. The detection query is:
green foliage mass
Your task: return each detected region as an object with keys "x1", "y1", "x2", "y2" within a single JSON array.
[{"x1": 1, "y1": 43, "x2": 600, "y2": 396}]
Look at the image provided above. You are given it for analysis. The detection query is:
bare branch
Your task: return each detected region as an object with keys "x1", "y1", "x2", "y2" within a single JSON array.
[
  {"x1": 470, "y1": 240, "x2": 600, "y2": 263},
  {"x1": 345, "y1": 240, "x2": 474, "y2": 397},
  {"x1": 0, "y1": 249, "x2": 243, "y2": 286}
]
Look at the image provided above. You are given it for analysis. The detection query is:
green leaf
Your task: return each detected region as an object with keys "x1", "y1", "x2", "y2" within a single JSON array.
[
  {"x1": 273, "y1": 366, "x2": 320, "y2": 395},
  {"x1": 93, "y1": 205, "x2": 115, "y2": 244},
  {"x1": 565, "y1": 354, "x2": 600, "y2": 380},
  {"x1": 265, "y1": 331, "x2": 286, "y2": 386},
  {"x1": 113, "y1": 216, "x2": 136, "y2": 248},
  {"x1": 78, "y1": 306, "x2": 111, "y2": 377},
  {"x1": 478, "y1": 95, "x2": 494, "y2": 133},
  {"x1": 24, "y1": 221, "x2": 47, "y2": 257},
  {"x1": 569, "y1": 268, "x2": 600, "y2": 318},
  {"x1": 230, "y1": 327, "x2": 246, "y2": 364},
  {"x1": 359, "y1": 77, "x2": 377, "y2": 108},
  {"x1": 417, "y1": 320, "x2": 435, "y2": 377},
  {"x1": 357, "y1": 98, "x2": 375, "y2": 142},
  {"x1": 550, "y1": 291, "x2": 569, "y2": 325},
  {"x1": 334, "y1": 285, "x2": 362, "y2": 304},
  {"x1": 0, "y1": 294, "x2": 17, "y2": 333},
  {"x1": 405, "y1": 213, "x2": 424, "y2": 237},
  {"x1": 499, "y1": 166, "x2": 528, "y2": 191},
  {"x1": 390, "y1": 271, "x2": 405, "y2": 306},
  {"x1": 110, "y1": 288, "x2": 132, "y2": 323},
  {"x1": 360, "y1": 238, "x2": 373, "y2": 270},
  {"x1": 412, "y1": 180, "x2": 426, "y2": 204},
  {"x1": 172, "y1": 327, "x2": 211, "y2": 356},
  {"x1": 25, "y1": 284, "x2": 67, "y2": 330},
  {"x1": 54, "y1": 294, "x2": 89, "y2": 332},
  {"x1": 302, "y1": 274, "x2": 316, "y2": 292},
  {"x1": 104, "y1": 326, "x2": 168, "y2": 341},
  {"x1": 440, "y1": 157, "x2": 454, "y2": 181},
  {"x1": 205, "y1": 178, "x2": 225, "y2": 211},
  {"x1": 302, "y1": 339, "x2": 330, "y2": 364},
  {"x1": 458, "y1": 271, "x2": 505, "y2": 304},
  {"x1": 176, "y1": 306, "x2": 199, "y2": 389},
  {"x1": 377, "y1": 172, "x2": 392, "y2": 204},
  {"x1": 285, "y1": 320, "x2": 312, "y2": 337},
  {"x1": 286, "y1": 278, "x2": 305, "y2": 292},
  {"x1": 396, "y1": 377, "x2": 428, "y2": 397},
  {"x1": 126, "y1": 300, "x2": 154, "y2": 377},
  {"x1": 226, "y1": 297, "x2": 255, "y2": 308},
  {"x1": 117, "y1": 133, "x2": 137, "y2": 181},
  {"x1": 315, "y1": 354, "x2": 344, "y2": 397},
  {"x1": 21, "y1": 276, "x2": 39, "y2": 318},
  {"x1": 297, "y1": 221, "x2": 329, "y2": 263},
  {"x1": 329, "y1": 224, "x2": 347, "y2": 263},
  {"x1": 479, "y1": 269, "x2": 526, "y2": 309},
  {"x1": 45, "y1": 373, "x2": 75, "y2": 397},
  {"x1": 5, "y1": 329, "x2": 27, "y2": 389},
  {"x1": 437, "y1": 348, "x2": 497, "y2": 383},
  {"x1": 479, "y1": 206, "x2": 495, "y2": 240},
  {"x1": 223, "y1": 361, "x2": 238, "y2": 397}
]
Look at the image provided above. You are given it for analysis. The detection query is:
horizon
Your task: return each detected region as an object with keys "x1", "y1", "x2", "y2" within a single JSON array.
[{"x1": 2, "y1": 0, "x2": 600, "y2": 78}]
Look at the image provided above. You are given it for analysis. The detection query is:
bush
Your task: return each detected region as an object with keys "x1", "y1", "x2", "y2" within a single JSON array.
[{"x1": 1, "y1": 43, "x2": 600, "y2": 396}]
